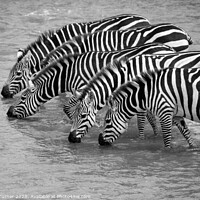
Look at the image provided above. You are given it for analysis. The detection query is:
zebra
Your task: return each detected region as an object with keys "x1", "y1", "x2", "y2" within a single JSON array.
[
  {"x1": 1, "y1": 14, "x2": 150, "y2": 98},
  {"x1": 2, "y1": 23, "x2": 192, "y2": 99},
  {"x1": 64, "y1": 51, "x2": 200, "y2": 144},
  {"x1": 42, "y1": 23, "x2": 193, "y2": 66},
  {"x1": 99, "y1": 67, "x2": 200, "y2": 148},
  {"x1": 6, "y1": 43, "x2": 175, "y2": 119}
]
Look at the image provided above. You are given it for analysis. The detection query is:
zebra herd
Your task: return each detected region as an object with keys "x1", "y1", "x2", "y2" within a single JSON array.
[{"x1": 3, "y1": 14, "x2": 200, "y2": 149}]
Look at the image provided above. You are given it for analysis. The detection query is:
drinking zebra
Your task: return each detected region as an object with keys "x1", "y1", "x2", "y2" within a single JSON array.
[
  {"x1": 100, "y1": 67, "x2": 200, "y2": 148},
  {"x1": 1, "y1": 14, "x2": 150, "y2": 98},
  {"x1": 6, "y1": 43, "x2": 175, "y2": 119},
  {"x1": 64, "y1": 51, "x2": 200, "y2": 144},
  {"x1": 42, "y1": 23, "x2": 192, "y2": 66}
]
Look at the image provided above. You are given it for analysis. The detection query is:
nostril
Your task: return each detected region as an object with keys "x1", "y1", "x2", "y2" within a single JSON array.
[
  {"x1": 68, "y1": 131, "x2": 81, "y2": 143},
  {"x1": 7, "y1": 106, "x2": 15, "y2": 117},
  {"x1": 188, "y1": 37, "x2": 193, "y2": 45},
  {"x1": 1, "y1": 85, "x2": 13, "y2": 98}
]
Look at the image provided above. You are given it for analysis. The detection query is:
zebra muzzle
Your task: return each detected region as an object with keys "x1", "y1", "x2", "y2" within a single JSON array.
[
  {"x1": 68, "y1": 130, "x2": 81, "y2": 143},
  {"x1": 7, "y1": 106, "x2": 17, "y2": 118},
  {"x1": 98, "y1": 133, "x2": 111, "y2": 146},
  {"x1": 1, "y1": 85, "x2": 13, "y2": 98}
]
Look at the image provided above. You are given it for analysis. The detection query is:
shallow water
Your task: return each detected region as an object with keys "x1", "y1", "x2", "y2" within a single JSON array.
[{"x1": 1, "y1": 0, "x2": 200, "y2": 199}]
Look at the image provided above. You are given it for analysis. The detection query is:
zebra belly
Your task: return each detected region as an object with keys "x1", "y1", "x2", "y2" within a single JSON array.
[{"x1": 173, "y1": 96, "x2": 200, "y2": 123}]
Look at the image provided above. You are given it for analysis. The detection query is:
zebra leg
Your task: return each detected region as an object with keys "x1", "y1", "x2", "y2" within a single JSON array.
[
  {"x1": 137, "y1": 113, "x2": 146, "y2": 139},
  {"x1": 146, "y1": 111, "x2": 159, "y2": 136},
  {"x1": 173, "y1": 117, "x2": 195, "y2": 148},
  {"x1": 159, "y1": 113, "x2": 173, "y2": 148},
  {"x1": 137, "y1": 112, "x2": 159, "y2": 139}
]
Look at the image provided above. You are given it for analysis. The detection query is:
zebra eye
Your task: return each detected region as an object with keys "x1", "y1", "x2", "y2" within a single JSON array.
[
  {"x1": 105, "y1": 118, "x2": 111, "y2": 123},
  {"x1": 16, "y1": 71, "x2": 22, "y2": 76},
  {"x1": 30, "y1": 87, "x2": 35, "y2": 93},
  {"x1": 21, "y1": 95, "x2": 26, "y2": 101},
  {"x1": 81, "y1": 113, "x2": 87, "y2": 118}
]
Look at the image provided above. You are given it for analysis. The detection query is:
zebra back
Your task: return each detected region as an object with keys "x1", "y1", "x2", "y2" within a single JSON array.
[
  {"x1": 42, "y1": 23, "x2": 192, "y2": 66},
  {"x1": 17, "y1": 14, "x2": 150, "y2": 62}
]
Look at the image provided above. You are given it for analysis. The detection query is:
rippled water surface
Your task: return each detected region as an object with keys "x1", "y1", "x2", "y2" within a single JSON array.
[{"x1": 1, "y1": 0, "x2": 200, "y2": 199}]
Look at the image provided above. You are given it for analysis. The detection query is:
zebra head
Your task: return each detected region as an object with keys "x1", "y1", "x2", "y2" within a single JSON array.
[
  {"x1": 98, "y1": 95, "x2": 128, "y2": 145},
  {"x1": 1, "y1": 49, "x2": 32, "y2": 98},
  {"x1": 65, "y1": 90, "x2": 99, "y2": 143},
  {"x1": 6, "y1": 80, "x2": 39, "y2": 118}
]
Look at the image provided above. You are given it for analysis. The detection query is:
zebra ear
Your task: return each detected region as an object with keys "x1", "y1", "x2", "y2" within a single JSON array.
[
  {"x1": 30, "y1": 72, "x2": 39, "y2": 79},
  {"x1": 72, "y1": 88, "x2": 81, "y2": 99},
  {"x1": 63, "y1": 95, "x2": 80, "y2": 120},
  {"x1": 86, "y1": 91, "x2": 95, "y2": 104},
  {"x1": 94, "y1": 121, "x2": 100, "y2": 127},
  {"x1": 17, "y1": 49, "x2": 24, "y2": 60},
  {"x1": 107, "y1": 95, "x2": 117, "y2": 111},
  {"x1": 107, "y1": 95, "x2": 114, "y2": 108},
  {"x1": 120, "y1": 56, "x2": 129, "y2": 67},
  {"x1": 27, "y1": 79, "x2": 35, "y2": 88}
]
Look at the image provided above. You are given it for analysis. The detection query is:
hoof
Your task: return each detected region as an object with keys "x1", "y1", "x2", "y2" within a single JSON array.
[
  {"x1": 189, "y1": 144, "x2": 197, "y2": 149},
  {"x1": 138, "y1": 135, "x2": 145, "y2": 140},
  {"x1": 98, "y1": 133, "x2": 111, "y2": 146},
  {"x1": 68, "y1": 131, "x2": 81, "y2": 143}
]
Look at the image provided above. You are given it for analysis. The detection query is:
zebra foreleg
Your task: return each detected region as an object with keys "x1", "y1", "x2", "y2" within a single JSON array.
[
  {"x1": 173, "y1": 117, "x2": 195, "y2": 148},
  {"x1": 137, "y1": 113, "x2": 146, "y2": 139},
  {"x1": 137, "y1": 111, "x2": 159, "y2": 139},
  {"x1": 159, "y1": 113, "x2": 173, "y2": 148}
]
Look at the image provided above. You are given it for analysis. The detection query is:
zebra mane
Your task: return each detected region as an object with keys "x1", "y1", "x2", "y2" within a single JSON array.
[
  {"x1": 41, "y1": 40, "x2": 81, "y2": 67},
  {"x1": 40, "y1": 32, "x2": 97, "y2": 67},
  {"x1": 17, "y1": 30, "x2": 57, "y2": 62},
  {"x1": 71, "y1": 31, "x2": 97, "y2": 43},
  {"x1": 78, "y1": 57, "x2": 129, "y2": 101}
]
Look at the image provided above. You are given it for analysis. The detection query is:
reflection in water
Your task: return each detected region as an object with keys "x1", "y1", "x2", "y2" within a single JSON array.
[{"x1": 1, "y1": 0, "x2": 200, "y2": 198}]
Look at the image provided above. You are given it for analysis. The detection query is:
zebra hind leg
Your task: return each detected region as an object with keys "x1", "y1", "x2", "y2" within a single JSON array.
[
  {"x1": 146, "y1": 111, "x2": 159, "y2": 136},
  {"x1": 173, "y1": 117, "x2": 195, "y2": 148}
]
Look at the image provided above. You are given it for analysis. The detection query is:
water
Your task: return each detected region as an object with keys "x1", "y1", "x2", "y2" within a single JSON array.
[{"x1": 0, "y1": 0, "x2": 200, "y2": 199}]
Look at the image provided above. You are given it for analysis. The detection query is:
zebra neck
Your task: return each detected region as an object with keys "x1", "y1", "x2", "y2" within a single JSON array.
[
  {"x1": 90, "y1": 88, "x2": 111, "y2": 111},
  {"x1": 30, "y1": 55, "x2": 41, "y2": 75},
  {"x1": 42, "y1": 42, "x2": 83, "y2": 66},
  {"x1": 88, "y1": 74, "x2": 127, "y2": 111},
  {"x1": 34, "y1": 58, "x2": 75, "y2": 102},
  {"x1": 64, "y1": 23, "x2": 87, "y2": 40},
  {"x1": 126, "y1": 79, "x2": 147, "y2": 114}
]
